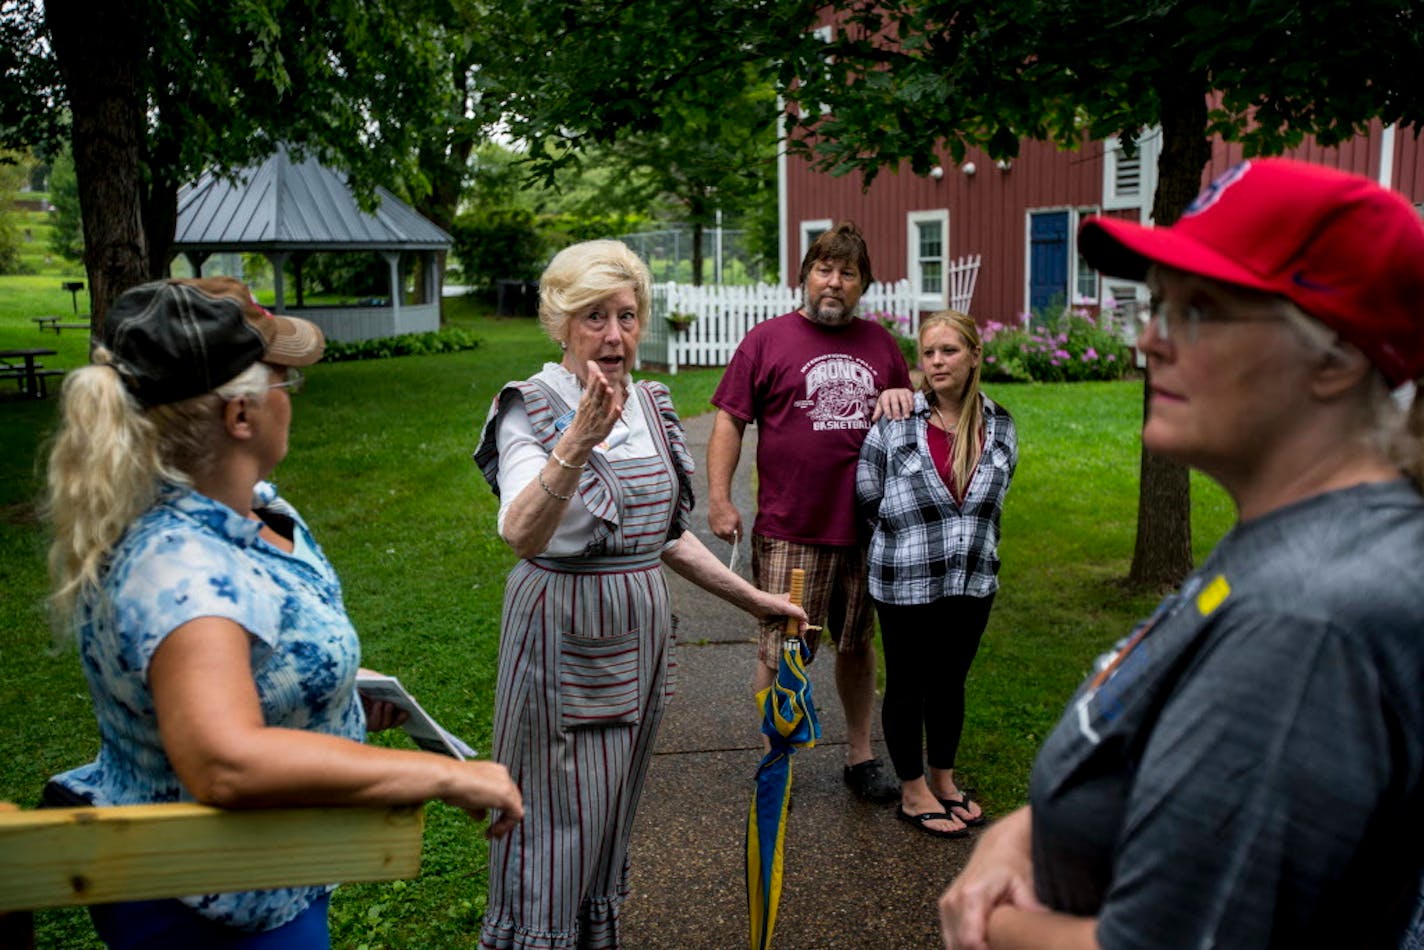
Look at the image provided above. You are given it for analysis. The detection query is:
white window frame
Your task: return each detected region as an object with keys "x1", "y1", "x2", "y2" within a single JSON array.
[
  {"x1": 1072, "y1": 205, "x2": 1101, "y2": 306},
  {"x1": 798, "y1": 218, "x2": 832, "y2": 279},
  {"x1": 907, "y1": 209, "x2": 950, "y2": 310},
  {"x1": 1104, "y1": 279, "x2": 1149, "y2": 368},
  {"x1": 1103, "y1": 127, "x2": 1160, "y2": 212},
  {"x1": 1022, "y1": 206, "x2": 1102, "y2": 313}
]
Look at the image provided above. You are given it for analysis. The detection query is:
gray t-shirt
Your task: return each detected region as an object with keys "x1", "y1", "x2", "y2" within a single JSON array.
[{"x1": 1030, "y1": 480, "x2": 1424, "y2": 949}]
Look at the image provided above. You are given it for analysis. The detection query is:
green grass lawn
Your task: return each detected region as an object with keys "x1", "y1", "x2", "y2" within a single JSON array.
[
  {"x1": 0, "y1": 293, "x2": 1236, "y2": 947},
  {"x1": 10, "y1": 196, "x2": 68, "y2": 279}
]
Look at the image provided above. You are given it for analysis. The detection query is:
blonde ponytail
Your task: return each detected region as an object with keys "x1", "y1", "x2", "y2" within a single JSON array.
[
  {"x1": 46, "y1": 352, "x2": 168, "y2": 635},
  {"x1": 44, "y1": 351, "x2": 270, "y2": 640}
]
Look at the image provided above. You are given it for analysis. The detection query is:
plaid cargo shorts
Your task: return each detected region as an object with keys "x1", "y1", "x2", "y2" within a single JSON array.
[{"x1": 752, "y1": 534, "x2": 875, "y2": 671}]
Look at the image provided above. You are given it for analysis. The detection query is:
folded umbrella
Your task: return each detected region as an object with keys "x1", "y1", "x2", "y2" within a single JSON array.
[{"x1": 747, "y1": 569, "x2": 820, "y2": 950}]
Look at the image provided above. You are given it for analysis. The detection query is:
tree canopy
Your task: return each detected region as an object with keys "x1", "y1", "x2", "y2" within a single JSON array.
[
  {"x1": 468, "y1": 0, "x2": 786, "y2": 285},
  {"x1": 7, "y1": 0, "x2": 466, "y2": 319},
  {"x1": 3, "y1": 0, "x2": 791, "y2": 314},
  {"x1": 781, "y1": 0, "x2": 1424, "y2": 184},
  {"x1": 771, "y1": 0, "x2": 1424, "y2": 584}
]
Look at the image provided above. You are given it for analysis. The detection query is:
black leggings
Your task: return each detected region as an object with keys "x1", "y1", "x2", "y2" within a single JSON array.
[{"x1": 875, "y1": 594, "x2": 995, "y2": 782}]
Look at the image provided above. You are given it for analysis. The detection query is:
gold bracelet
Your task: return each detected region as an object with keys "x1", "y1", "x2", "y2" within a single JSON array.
[
  {"x1": 538, "y1": 471, "x2": 573, "y2": 502},
  {"x1": 550, "y1": 448, "x2": 586, "y2": 471}
]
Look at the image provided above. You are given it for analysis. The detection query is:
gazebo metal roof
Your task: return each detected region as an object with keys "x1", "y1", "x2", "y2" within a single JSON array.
[{"x1": 172, "y1": 149, "x2": 451, "y2": 254}]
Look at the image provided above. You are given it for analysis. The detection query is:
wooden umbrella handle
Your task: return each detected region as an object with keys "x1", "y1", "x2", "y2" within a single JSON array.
[{"x1": 784, "y1": 568, "x2": 805, "y2": 640}]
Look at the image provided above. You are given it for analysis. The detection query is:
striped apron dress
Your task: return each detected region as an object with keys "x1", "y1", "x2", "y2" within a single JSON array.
[{"x1": 475, "y1": 379, "x2": 690, "y2": 950}]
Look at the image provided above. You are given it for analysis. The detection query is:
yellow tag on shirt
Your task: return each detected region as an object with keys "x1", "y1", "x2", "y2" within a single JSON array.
[{"x1": 1196, "y1": 574, "x2": 1231, "y2": 616}]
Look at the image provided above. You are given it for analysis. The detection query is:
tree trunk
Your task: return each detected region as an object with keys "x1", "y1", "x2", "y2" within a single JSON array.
[
  {"x1": 1126, "y1": 71, "x2": 1212, "y2": 588},
  {"x1": 142, "y1": 178, "x2": 178, "y2": 281},
  {"x1": 690, "y1": 220, "x2": 705, "y2": 287},
  {"x1": 45, "y1": 0, "x2": 150, "y2": 330},
  {"x1": 140, "y1": 68, "x2": 185, "y2": 281},
  {"x1": 416, "y1": 167, "x2": 468, "y2": 317},
  {"x1": 410, "y1": 49, "x2": 479, "y2": 322},
  {"x1": 408, "y1": 256, "x2": 427, "y2": 306}
]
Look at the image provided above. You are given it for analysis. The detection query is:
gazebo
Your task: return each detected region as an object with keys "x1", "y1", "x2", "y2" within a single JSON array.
[{"x1": 171, "y1": 149, "x2": 452, "y2": 342}]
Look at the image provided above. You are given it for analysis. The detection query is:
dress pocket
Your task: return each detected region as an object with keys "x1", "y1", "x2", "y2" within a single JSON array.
[{"x1": 559, "y1": 628, "x2": 641, "y2": 730}]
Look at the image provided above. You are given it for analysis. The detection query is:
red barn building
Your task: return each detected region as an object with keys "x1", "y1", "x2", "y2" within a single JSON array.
[{"x1": 779, "y1": 120, "x2": 1424, "y2": 326}]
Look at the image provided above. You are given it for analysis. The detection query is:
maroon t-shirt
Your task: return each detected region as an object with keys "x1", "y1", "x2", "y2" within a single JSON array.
[{"x1": 712, "y1": 310, "x2": 911, "y2": 546}]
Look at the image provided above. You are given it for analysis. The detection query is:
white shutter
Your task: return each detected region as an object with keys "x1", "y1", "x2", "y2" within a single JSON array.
[{"x1": 1103, "y1": 129, "x2": 1159, "y2": 212}]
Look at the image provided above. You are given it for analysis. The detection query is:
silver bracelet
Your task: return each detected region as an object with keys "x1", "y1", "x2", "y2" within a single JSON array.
[
  {"x1": 550, "y1": 448, "x2": 586, "y2": 471},
  {"x1": 538, "y1": 471, "x2": 573, "y2": 502}
]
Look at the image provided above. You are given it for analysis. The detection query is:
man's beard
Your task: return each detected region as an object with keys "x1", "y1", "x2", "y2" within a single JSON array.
[{"x1": 803, "y1": 290, "x2": 857, "y2": 326}]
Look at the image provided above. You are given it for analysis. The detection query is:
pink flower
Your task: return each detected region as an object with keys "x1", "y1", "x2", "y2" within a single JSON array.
[{"x1": 1053, "y1": 349, "x2": 1070, "y2": 360}]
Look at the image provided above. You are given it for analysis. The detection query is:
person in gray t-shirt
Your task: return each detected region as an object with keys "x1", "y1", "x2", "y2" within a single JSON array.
[{"x1": 939, "y1": 158, "x2": 1424, "y2": 950}]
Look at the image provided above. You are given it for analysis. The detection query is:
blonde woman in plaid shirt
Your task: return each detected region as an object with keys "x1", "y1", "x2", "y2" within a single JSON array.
[{"x1": 856, "y1": 310, "x2": 1017, "y2": 839}]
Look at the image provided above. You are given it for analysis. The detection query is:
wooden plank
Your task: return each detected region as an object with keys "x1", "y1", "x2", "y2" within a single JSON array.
[{"x1": 0, "y1": 803, "x2": 423, "y2": 912}]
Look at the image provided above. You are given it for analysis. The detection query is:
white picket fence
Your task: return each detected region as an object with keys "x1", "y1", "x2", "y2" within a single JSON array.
[
  {"x1": 644, "y1": 255, "x2": 981, "y2": 373},
  {"x1": 950, "y1": 253, "x2": 982, "y2": 318},
  {"x1": 655, "y1": 280, "x2": 914, "y2": 372}
]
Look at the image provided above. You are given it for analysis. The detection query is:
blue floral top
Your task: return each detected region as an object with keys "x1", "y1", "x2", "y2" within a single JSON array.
[{"x1": 52, "y1": 481, "x2": 365, "y2": 932}]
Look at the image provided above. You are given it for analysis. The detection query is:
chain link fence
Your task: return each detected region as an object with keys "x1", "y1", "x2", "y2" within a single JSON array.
[{"x1": 616, "y1": 227, "x2": 767, "y2": 285}]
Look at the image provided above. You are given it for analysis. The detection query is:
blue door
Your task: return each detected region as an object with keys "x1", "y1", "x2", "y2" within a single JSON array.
[{"x1": 1029, "y1": 211, "x2": 1070, "y2": 320}]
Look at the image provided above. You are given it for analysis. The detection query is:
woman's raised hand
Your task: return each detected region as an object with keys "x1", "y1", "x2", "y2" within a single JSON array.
[{"x1": 564, "y1": 360, "x2": 624, "y2": 452}]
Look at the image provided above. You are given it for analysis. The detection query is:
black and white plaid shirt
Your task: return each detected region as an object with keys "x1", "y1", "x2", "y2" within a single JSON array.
[{"x1": 855, "y1": 390, "x2": 1017, "y2": 605}]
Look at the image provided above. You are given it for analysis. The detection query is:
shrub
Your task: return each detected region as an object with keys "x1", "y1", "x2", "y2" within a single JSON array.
[
  {"x1": 866, "y1": 309, "x2": 919, "y2": 369},
  {"x1": 323, "y1": 328, "x2": 482, "y2": 362},
  {"x1": 449, "y1": 207, "x2": 546, "y2": 291},
  {"x1": 981, "y1": 307, "x2": 1132, "y2": 383},
  {"x1": 297, "y1": 251, "x2": 397, "y2": 298},
  {"x1": 47, "y1": 147, "x2": 85, "y2": 266}
]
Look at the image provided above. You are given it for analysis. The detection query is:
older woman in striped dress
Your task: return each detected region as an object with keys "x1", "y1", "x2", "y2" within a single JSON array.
[{"x1": 474, "y1": 240, "x2": 806, "y2": 950}]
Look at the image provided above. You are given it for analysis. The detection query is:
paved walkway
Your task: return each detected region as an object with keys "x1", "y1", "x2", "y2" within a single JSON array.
[{"x1": 620, "y1": 412, "x2": 973, "y2": 949}]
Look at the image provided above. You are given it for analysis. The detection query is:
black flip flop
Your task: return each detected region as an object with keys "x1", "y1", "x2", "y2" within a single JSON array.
[
  {"x1": 937, "y1": 791, "x2": 987, "y2": 827},
  {"x1": 896, "y1": 807, "x2": 969, "y2": 839}
]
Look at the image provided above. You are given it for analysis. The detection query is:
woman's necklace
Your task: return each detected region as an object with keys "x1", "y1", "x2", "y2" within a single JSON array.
[
  {"x1": 931, "y1": 404, "x2": 957, "y2": 435},
  {"x1": 931, "y1": 403, "x2": 959, "y2": 485}
]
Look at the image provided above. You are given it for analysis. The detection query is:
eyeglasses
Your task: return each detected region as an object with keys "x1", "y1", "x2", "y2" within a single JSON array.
[
  {"x1": 266, "y1": 368, "x2": 305, "y2": 394},
  {"x1": 1136, "y1": 300, "x2": 1281, "y2": 344}
]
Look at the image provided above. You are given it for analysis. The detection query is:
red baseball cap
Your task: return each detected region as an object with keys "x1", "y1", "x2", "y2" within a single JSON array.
[{"x1": 1079, "y1": 158, "x2": 1424, "y2": 386}]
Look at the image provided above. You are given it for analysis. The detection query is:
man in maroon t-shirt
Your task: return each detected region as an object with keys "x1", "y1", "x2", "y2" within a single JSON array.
[{"x1": 708, "y1": 221, "x2": 912, "y2": 803}]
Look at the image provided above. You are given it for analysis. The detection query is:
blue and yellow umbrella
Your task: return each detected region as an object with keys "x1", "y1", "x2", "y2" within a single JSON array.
[{"x1": 747, "y1": 569, "x2": 820, "y2": 950}]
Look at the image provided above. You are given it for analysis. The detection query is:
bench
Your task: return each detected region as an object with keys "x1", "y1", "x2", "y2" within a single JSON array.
[
  {"x1": 1, "y1": 367, "x2": 63, "y2": 398},
  {"x1": 30, "y1": 368, "x2": 64, "y2": 397},
  {"x1": 31, "y1": 316, "x2": 90, "y2": 335},
  {"x1": 0, "y1": 802, "x2": 424, "y2": 943}
]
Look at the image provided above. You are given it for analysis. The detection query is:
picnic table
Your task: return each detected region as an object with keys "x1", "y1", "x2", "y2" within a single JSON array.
[
  {"x1": 0, "y1": 347, "x2": 60, "y2": 399},
  {"x1": 32, "y1": 315, "x2": 91, "y2": 335}
]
